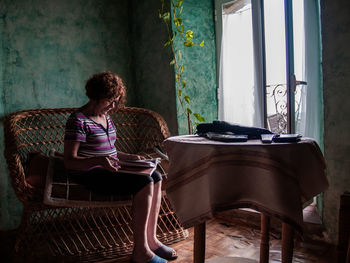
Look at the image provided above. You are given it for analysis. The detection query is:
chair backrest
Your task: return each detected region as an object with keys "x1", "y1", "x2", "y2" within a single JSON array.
[
  {"x1": 110, "y1": 107, "x2": 170, "y2": 153},
  {"x1": 4, "y1": 106, "x2": 170, "y2": 202}
]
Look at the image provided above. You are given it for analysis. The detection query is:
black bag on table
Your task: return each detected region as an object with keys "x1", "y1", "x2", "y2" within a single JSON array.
[{"x1": 196, "y1": 121, "x2": 273, "y2": 139}]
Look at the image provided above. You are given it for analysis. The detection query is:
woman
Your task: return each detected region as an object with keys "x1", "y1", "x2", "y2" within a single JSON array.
[{"x1": 63, "y1": 71, "x2": 177, "y2": 263}]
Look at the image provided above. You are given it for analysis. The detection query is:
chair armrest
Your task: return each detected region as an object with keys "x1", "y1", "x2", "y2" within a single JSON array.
[{"x1": 4, "y1": 112, "x2": 40, "y2": 202}]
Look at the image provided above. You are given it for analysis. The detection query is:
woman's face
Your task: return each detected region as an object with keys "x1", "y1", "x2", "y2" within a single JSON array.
[{"x1": 95, "y1": 95, "x2": 121, "y2": 115}]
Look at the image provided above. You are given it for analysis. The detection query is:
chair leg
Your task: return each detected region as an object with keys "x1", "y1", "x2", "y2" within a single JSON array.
[
  {"x1": 282, "y1": 223, "x2": 294, "y2": 263},
  {"x1": 260, "y1": 213, "x2": 270, "y2": 263}
]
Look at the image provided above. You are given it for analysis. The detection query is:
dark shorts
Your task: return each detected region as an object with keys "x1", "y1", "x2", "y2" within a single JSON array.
[{"x1": 70, "y1": 167, "x2": 162, "y2": 195}]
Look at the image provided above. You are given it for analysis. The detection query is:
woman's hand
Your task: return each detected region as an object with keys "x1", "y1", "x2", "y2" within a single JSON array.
[
  {"x1": 127, "y1": 154, "x2": 144, "y2": 160},
  {"x1": 97, "y1": 156, "x2": 120, "y2": 172},
  {"x1": 64, "y1": 141, "x2": 122, "y2": 172},
  {"x1": 118, "y1": 152, "x2": 144, "y2": 161}
]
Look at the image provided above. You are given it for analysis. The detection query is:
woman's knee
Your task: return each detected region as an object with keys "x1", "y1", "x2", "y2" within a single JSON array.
[
  {"x1": 151, "y1": 171, "x2": 162, "y2": 184},
  {"x1": 143, "y1": 175, "x2": 154, "y2": 184},
  {"x1": 133, "y1": 175, "x2": 154, "y2": 193}
]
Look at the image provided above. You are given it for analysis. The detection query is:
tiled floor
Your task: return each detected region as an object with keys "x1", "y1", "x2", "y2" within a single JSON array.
[
  {"x1": 1, "y1": 207, "x2": 336, "y2": 263},
  {"x1": 303, "y1": 204, "x2": 323, "y2": 224},
  {"x1": 169, "y1": 217, "x2": 335, "y2": 263}
]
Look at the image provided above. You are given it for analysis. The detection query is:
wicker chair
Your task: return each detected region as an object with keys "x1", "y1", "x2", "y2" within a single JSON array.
[{"x1": 4, "y1": 107, "x2": 188, "y2": 263}]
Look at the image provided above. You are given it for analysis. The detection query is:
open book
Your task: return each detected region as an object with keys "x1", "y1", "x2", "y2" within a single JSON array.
[{"x1": 117, "y1": 158, "x2": 161, "y2": 176}]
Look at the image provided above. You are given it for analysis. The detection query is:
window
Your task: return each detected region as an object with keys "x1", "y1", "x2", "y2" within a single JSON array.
[{"x1": 215, "y1": 0, "x2": 323, "y2": 145}]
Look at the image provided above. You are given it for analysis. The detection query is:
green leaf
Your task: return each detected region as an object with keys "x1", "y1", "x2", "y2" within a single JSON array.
[
  {"x1": 182, "y1": 79, "x2": 186, "y2": 87},
  {"x1": 162, "y1": 12, "x2": 170, "y2": 22},
  {"x1": 199, "y1": 40, "x2": 205, "y2": 47},
  {"x1": 186, "y1": 107, "x2": 192, "y2": 114},
  {"x1": 186, "y1": 30, "x2": 194, "y2": 40},
  {"x1": 180, "y1": 65, "x2": 184, "y2": 73},
  {"x1": 174, "y1": 17, "x2": 182, "y2": 27},
  {"x1": 176, "y1": 0, "x2": 183, "y2": 8},
  {"x1": 193, "y1": 113, "x2": 205, "y2": 122},
  {"x1": 176, "y1": 73, "x2": 181, "y2": 82},
  {"x1": 184, "y1": 40, "x2": 194, "y2": 47},
  {"x1": 170, "y1": 58, "x2": 176, "y2": 65},
  {"x1": 164, "y1": 39, "x2": 171, "y2": 47},
  {"x1": 184, "y1": 96, "x2": 190, "y2": 103},
  {"x1": 178, "y1": 89, "x2": 182, "y2": 96},
  {"x1": 178, "y1": 6, "x2": 183, "y2": 15},
  {"x1": 180, "y1": 25, "x2": 184, "y2": 33}
]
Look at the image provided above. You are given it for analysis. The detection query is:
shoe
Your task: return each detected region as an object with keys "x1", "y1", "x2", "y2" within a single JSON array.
[
  {"x1": 131, "y1": 254, "x2": 167, "y2": 263},
  {"x1": 153, "y1": 245, "x2": 178, "y2": 261},
  {"x1": 149, "y1": 255, "x2": 168, "y2": 263}
]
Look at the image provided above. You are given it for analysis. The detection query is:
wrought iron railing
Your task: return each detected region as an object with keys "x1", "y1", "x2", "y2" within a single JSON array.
[{"x1": 266, "y1": 83, "x2": 304, "y2": 134}]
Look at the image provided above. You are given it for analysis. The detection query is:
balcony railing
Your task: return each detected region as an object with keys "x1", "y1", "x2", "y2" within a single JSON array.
[{"x1": 266, "y1": 83, "x2": 304, "y2": 134}]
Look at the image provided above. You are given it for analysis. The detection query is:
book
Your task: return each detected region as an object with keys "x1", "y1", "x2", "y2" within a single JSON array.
[
  {"x1": 205, "y1": 132, "x2": 248, "y2": 142},
  {"x1": 117, "y1": 158, "x2": 161, "y2": 176}
]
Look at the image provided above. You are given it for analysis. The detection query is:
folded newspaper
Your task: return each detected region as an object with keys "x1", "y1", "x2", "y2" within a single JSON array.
[{"x1": 117, "y1": 158, "x2": 161, "y2": 176}]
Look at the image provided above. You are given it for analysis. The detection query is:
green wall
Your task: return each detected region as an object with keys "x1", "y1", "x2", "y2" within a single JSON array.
[
  {"x1": 0, "y1": 0, "x2": 135, "y2": 111},
  {"x1": 0, "y1": 0, "x2": 135, "y2": 230},
  {"x1": 130, "y1": 0, "x2": 178, "y2": 135},
  {"x1": 171, "y1": 0, "x2": 218, "y2": 134}
]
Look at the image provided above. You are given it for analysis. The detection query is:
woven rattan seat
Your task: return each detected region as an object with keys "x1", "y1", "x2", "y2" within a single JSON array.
[{"x1": 4, "y1": 107, "x2": 188, "y2": 262}]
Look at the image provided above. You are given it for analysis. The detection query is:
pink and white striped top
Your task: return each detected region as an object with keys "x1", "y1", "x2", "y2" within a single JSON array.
[{"x1": 64, "y1": 111, "x2": 118, "y2": 160}]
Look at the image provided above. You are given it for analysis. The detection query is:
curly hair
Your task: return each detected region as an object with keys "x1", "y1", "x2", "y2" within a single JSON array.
[{"x1": 85, "y1": 71, "x2": 126, "y2": 106}]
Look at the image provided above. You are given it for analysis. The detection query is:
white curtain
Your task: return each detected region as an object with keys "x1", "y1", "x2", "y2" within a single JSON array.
[
  {"x1": 298, "y1": 0, "x2": 323, "y2": 148},
  {"x1": 219, "y1": 4, "x2": 262, "y2": 127}
]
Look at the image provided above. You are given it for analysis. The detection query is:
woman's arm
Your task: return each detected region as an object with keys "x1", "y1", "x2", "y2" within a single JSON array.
[{"x1": 64, "y1": 140, "x2": 119, "y2": 172}]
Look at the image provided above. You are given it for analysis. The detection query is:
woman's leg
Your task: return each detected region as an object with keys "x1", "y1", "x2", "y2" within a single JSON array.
[
  {"x1": 131, "y1": 182, "x2": 155, "y2": 262},
  {"x1": 72, "y1": 168, "x2": 166, "y2": 262},
  {"x1": 146, "y1": 172, "x2": 177, "y2": 260},
  {"x1": 146, "y1": 180, "x2": 163, "y2": 250}
]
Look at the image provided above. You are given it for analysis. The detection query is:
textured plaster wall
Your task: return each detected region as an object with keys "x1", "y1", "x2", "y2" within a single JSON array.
[
  {"x1": 171, "y1": 0, "x2": 218, "y2": 134},
  {"x1": 0, "y1": 0, "x2": 133, "y2": 230},
  {"x1": 321, "y1": 0, "x2": 350, "y2": 243},
  {"x1": 131, "y1": 0, "x2": 178, "y2": 135}
]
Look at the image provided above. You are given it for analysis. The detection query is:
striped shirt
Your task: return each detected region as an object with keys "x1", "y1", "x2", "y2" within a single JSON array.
[{"x1": 64, "y1": 111, "x2": 118, "y2": 159}]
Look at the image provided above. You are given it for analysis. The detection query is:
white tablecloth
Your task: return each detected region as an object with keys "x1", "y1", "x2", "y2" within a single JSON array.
[{"x1": 164, "y1": 135, "x2": 328, "y2": 230}]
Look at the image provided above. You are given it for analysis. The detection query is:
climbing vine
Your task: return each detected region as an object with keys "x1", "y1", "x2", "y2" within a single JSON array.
[{"x1": 158, "y1": 0, "x2": 205, "y2": 134}]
